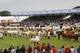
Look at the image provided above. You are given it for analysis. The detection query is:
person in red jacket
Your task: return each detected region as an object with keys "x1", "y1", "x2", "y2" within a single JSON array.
[
  {"x1": 25, "y1": 48, "x2": 29, "y2": 53},
  {"x1": 51, "y1": 45, "x2": 57, "y2": 53},
  {"x1": 65, "y1": 46, "x2": 70, "y2": 53},
  {"x1": 25, "y1": 45, "x2": 32, "y2": 53}
]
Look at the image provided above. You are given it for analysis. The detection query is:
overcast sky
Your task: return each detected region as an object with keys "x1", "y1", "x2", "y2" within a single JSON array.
[{"x1": 0, "y1": 0, "x2": 80, "y2": 14}]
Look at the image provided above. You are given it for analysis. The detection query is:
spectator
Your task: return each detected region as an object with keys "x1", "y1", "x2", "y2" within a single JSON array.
[
  {"x1": 60, "y1": 46, "x2": 65, "y2": 53},
  {"x1": 0, "y1": 48, "x2": 3, "y2": 53},
  {"x1": 3, "y1": 48, "x2": 8, "y2": 53},
  {"x1": 51, "y1": 45, "x2": 57, "y2": 53},
  {"x1": 26, "y1": 45, "x2": 32, "y2": 53},
  {"x1": 70, "y1": 46, "x2": 75, "y2": 53},
  {"x1": 41, "y1": 43, "x2": 46, "y2": 53},
  {"x1": 20, "y1": 45, "x2": 25, "y2": 53},
  {"x1": 57, "y1": 48, "x2": 61, "y2": 53},
  {"x1": 77, "y1": 46, "x2": 80, "y2": 53},
  {"x1": 8, "y1": 45, "x2": 13, "y2": 53},
  {"x1": 36, "y1": 43, "x2": 41, "y2": 53},
  {"x1": 11, "y1": 47, "x2": 16, "y2": 53},
  {"x1": 16, "y1": 46, "x2": 20, "y2": 53},
  {"x1": 45, "y1": 43, "x2": 51, "y2": 53},
  {"x1": 33, "y1": 43, "x2": 40, "y2": 53},
  {"x1": 65, "y1": 45, "x2": 70, "y2": 53}
]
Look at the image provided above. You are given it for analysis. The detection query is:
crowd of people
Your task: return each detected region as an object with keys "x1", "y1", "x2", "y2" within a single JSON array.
[
  {"x1": 0, "y1": 43, "x2": 80, "y2": 53},
  {"x1": 21, "y1": 15, "x2": 61, "y2": 27},
  {"x1": 21, "y1": 14, "x2": 80, "y2": 27}
]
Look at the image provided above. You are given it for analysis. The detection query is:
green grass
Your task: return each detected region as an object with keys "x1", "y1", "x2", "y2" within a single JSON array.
[{"x1": 0, "y1": 36, "x2": 80, "y2": 49}]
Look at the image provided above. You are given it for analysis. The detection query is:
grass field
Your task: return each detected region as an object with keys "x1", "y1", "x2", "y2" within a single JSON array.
[{"x1": 0, "y1": 36, "x2": 80, "y2": 49}]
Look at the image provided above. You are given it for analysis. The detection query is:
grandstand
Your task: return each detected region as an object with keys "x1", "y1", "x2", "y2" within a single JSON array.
[{"x1": 20, "y1": 7, "x2": 80, "y2": 27}]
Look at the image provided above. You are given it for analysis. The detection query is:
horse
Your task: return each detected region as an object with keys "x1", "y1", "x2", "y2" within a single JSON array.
[
  {"x1": 48, "y1": 28, "x2": 54, "y2": 37},
  {"x1": 30, "y1": 35, "x2": 40, "y2": 44},
  {"x1": 60, "y1": 30, "x2": 80, "y2": 40}
]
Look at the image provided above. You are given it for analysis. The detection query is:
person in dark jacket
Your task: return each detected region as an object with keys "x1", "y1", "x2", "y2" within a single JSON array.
[
  {"x1": 16, "y1": 46, "x2": 20, "y2": 53},
  {"x1": 77, "y1": 46, "x2": 80, "y2": 53},
  {"x1": 27, "y1": 45, "x2": 32, "y2": 53},
  {"x1": 3, "y1": 48, "x2": 8, "y2": 53},
  {"x1": 8, "y1": 45, "x2": 13, "y2": 53},
  {"x1": 20, "y1": 45, "x2": 25, "y2": 53},
  {"x1": 45, "y1": 43, "x2": 51, "y2": 53}
]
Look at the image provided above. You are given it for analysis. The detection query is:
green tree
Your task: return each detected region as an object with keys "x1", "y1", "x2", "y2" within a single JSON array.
[{"x1": 0, "y1": 10, "x2": 11, "y2": 16}]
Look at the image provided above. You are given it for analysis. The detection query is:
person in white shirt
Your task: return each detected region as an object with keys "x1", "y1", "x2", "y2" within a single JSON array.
[
  {"x1": 70, "y1": 46, "x2": 75, "y2": 53},
  {"x1": 47, "y1": 31, "x2": 50, "y2": 39},
  {"x1": 11, "y1": 47, "x2": 16, "y2": 53}
]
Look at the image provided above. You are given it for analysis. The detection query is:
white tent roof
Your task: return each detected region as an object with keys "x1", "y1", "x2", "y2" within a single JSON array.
[{"x1": 0, "y1": 16, "x2": 29, "y2": 23}]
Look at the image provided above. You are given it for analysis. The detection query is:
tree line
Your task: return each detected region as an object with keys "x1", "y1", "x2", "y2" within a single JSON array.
[{"x1": 0, "y1": 10, "x2": 11, "y2": 16}]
